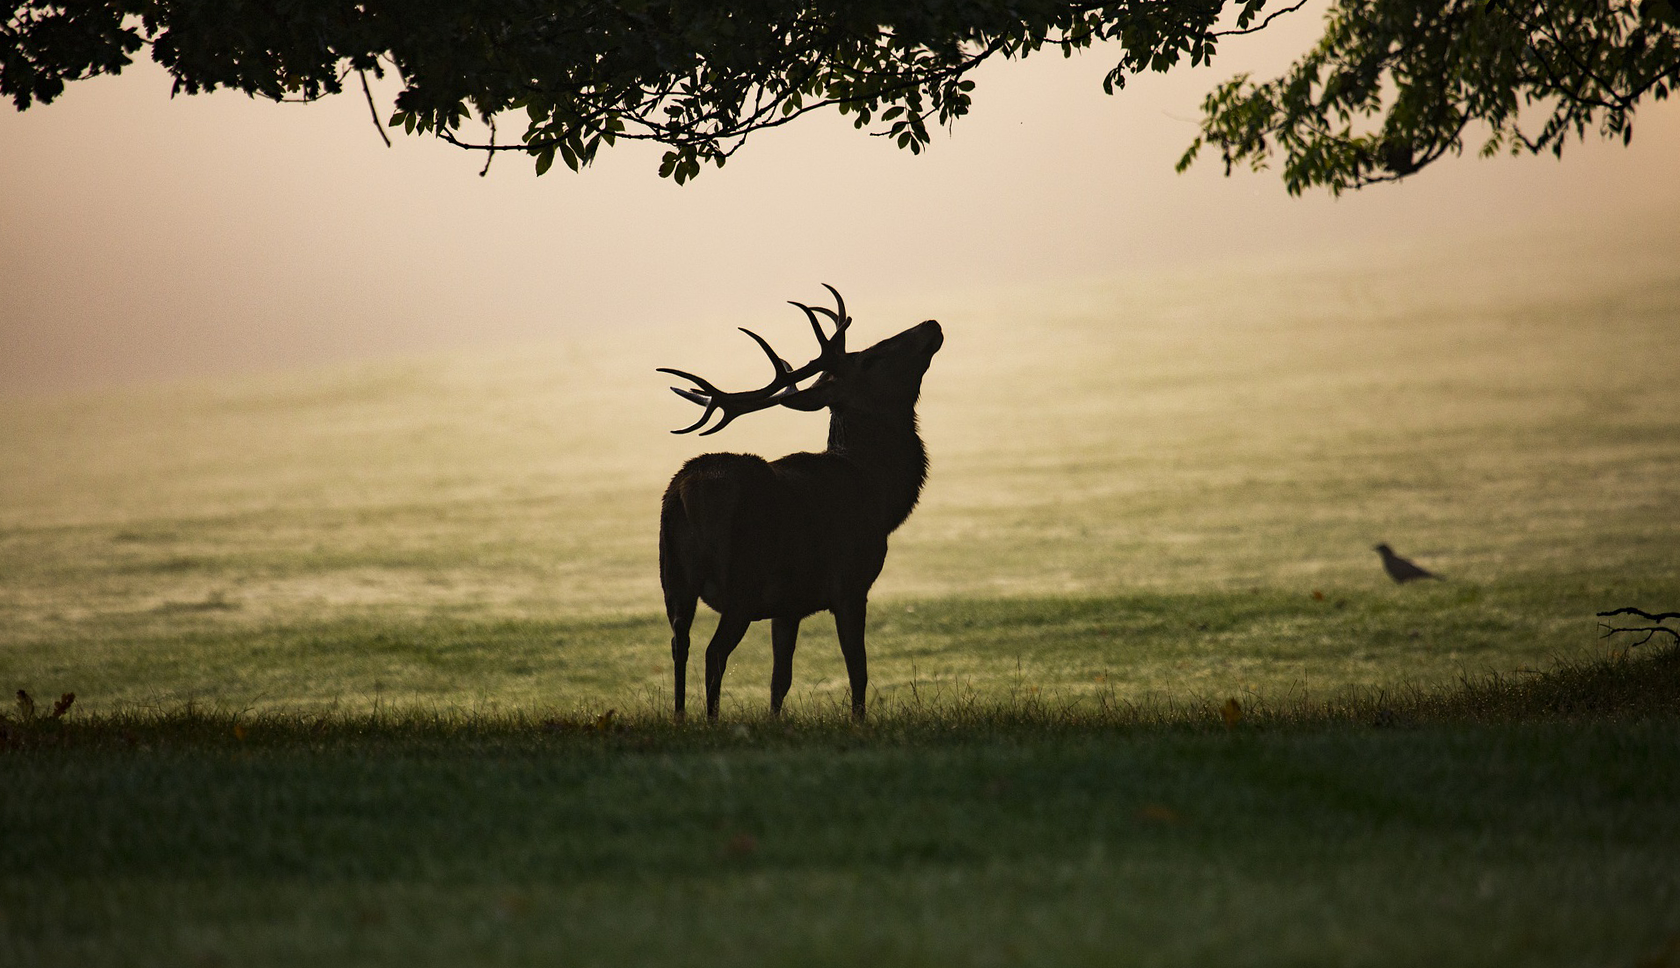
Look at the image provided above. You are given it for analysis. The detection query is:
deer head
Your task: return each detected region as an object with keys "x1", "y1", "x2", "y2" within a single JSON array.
[{"x1": 659, "y1": 284, "x2": 941, "y2": 435}]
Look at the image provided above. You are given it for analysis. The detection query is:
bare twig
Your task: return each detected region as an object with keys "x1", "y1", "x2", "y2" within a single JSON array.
[
  {"x1": 360, "y1": 69, "x2": 392, "y2": 148},
  {"x1": 1598, "y1": 625, "x2": 1679, "y2": 648},
  {"x1": 1597, "y1": 607, "x2": 1680, "y2": 649},
  {"x1": 1598, "y1": 607, "x2": 1680, "y2": 623}
]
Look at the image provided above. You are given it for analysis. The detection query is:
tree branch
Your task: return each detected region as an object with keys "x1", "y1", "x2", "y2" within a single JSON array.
[
  {"x1": 359, "y1": 70, "x2": 391, "y2": 149},
  {"x1": 1598, "y1": 607, "x2": 1680, "y2": 623},
  {"x1": 1597, "y1": 607, "x2": 1680, "y2": 649},
  {"x1": 1213, "y1": 0, "x2": 1311, "y2": 38}
]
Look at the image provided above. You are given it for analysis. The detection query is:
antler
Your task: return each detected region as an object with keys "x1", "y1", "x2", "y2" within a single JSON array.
[{"x1": 658, "y1": 284, "x2": 852, "y2": 435}]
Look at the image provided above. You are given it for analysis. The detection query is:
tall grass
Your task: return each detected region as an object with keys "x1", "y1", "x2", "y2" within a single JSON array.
[{"x1": 3, "y1": 645, "x2": 1678, "y2": 968}]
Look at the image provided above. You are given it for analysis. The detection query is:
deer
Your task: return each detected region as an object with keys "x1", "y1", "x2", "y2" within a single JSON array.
[{"x1": 657, "y1": 285, "x2": 943, "y2": 721}]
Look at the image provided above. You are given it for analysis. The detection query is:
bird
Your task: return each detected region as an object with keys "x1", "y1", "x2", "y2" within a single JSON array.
[{"x1": 1373, "y1": 543, "x2": 1440, "y2": 583}]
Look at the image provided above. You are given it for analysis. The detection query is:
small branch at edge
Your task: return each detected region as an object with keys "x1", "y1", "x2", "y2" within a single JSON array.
[{"x1": 360, "y1": 70, "x2": 392, "y2": 148}]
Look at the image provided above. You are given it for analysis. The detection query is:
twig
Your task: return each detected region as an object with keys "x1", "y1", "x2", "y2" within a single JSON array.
[
  {"x1": 1597, "y1": 606, "x2": 1680, "y2": 649},
  {"x1": 360, "y1": 70, "x2": 392, "y2": 148},
  {"x1": 1598, "y1": 625, "x2": 1679, "y2": 648},
  {"x1": 1597, "y1": 607, "x2": 1680, "y2": 623},
  {"x1": 1213, "y1": 0, "x2": 1312, "y2": 38}
]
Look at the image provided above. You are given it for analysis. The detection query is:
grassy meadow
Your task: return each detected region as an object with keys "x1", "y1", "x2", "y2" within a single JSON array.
[{"x1": 3, "y1": 220, "x2": 1679, "y2": 965}]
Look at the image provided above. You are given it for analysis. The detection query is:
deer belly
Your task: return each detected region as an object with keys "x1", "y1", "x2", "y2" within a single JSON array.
[
  {"x1": 705, "y1": 565, "x2": 832, "y2": 620},
  {"x1": 699, "y1": 546, "x2": 882, "y2": 621}
]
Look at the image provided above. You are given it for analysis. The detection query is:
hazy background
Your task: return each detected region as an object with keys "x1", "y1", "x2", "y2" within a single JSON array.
[{"x1": 3, "y1": 3, "x2": 1679, "y2": 395}]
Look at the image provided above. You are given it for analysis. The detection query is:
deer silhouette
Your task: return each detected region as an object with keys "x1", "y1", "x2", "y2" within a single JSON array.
[{"x1": 657, "y1": 285, "x2": 942, "y2": 720}]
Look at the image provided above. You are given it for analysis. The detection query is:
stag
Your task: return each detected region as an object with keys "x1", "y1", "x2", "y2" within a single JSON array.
[{"x1": 657, "y1": 285, "x2": 942, "y2": 720}]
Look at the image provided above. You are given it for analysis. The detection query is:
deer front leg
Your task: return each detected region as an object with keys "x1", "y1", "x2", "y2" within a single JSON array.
[
  {"x1": 833, "y1": 598, "x2": 869, "y2": 720},
  {"x1": 704, "y1": 612, "x2": 753, "y2": 721},
  {"x1": 769, "y1": 616, "x2": 802, "y2": 716}
]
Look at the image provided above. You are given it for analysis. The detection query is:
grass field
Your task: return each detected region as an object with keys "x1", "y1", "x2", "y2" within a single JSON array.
[
  {"x1": 3, "y1": 219, "x2": 1679, "y2": 964},
  {"x1": 4, "y1": 655, "x2": 1680, "y2": 968}
]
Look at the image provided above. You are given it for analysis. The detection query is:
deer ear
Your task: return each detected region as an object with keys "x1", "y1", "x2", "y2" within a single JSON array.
[{"x1": 777, "y1": 383, "x2": 833, "y2": 411}]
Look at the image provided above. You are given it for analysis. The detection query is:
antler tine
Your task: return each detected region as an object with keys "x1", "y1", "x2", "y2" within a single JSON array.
[
  {"x1": 808, "y1": 284, "x2": 849, "y2": 352},
  {"x1": 656, "y1": 367, "x2": 721, "y2": 398},
  {"x1": 671, "y1": 404, "x2": 720, "y2": 435},
  {"x1": 788, "y1": 301, "x2": 831, "y2": 347},
  {"x1": 820, "y1": 283, "x2": 848, "y2": 327},
  {"x1": 738, "y1": 327, "x2": 794, "y2": 382},
  {"x1": 656, "y1": 367, "x2": 723, "y2": 434},
  {"x1": 697, "y1": 410, "x2": 743, "y2": 436}
]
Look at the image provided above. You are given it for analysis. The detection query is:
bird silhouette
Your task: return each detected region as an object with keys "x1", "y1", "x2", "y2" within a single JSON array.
[{"x1": 1373, "y1": 543, "x2": 1439, "y2": 583}]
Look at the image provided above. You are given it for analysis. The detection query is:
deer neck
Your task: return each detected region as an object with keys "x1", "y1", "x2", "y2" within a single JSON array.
[{"x1": 825, "y1": 407, "x2": 928, "y2": 531}]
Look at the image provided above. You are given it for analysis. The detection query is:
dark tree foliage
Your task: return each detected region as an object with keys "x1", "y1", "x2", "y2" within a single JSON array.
[
  {"x1": 1183, "y1": 0, "x2": 1680, "y2": 194},
  {"x1": 5, "y1": 1, "x2": 1678, "y2": 189},
  {"x1": 2, "y1": 1, "x2": 1265, "y2": 182}
]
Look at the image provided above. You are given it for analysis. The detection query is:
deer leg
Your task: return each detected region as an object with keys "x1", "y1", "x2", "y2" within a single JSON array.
[
  {"x1": 669, "y1": 611, "x2": 694, "y2": 721},
  {"x1": 833, "y1": 599, "x2": 869, "y2": 720},
  {"x1": 704, "y1": 612, "x2": 753, "y2": 721},
  {"x1": 769, "y1": 616, "x2": 802, "y2": 716},
  {"x1": 659, "y1": 498, "x2": 699, "y2": 722},
  {"x1": 663, "y1": 568, "x2": 698, "y2": 722}
]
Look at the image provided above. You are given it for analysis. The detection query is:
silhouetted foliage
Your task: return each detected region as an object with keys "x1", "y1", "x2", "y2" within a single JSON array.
[
  {"x1": 3, "y1": 1, "x2": 1258, "y2": 182},
  {"x1": 6, "y1": 2, "x2": 1678, "y2": 188},
  {"x1": 1183, "y1": 1, "x2": 1680, "y2": 193}
]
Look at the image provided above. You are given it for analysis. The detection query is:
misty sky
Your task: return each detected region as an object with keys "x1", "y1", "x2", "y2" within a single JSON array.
[{"x1": 3, "y1": 5, "x2": 1678, "y2": 395}]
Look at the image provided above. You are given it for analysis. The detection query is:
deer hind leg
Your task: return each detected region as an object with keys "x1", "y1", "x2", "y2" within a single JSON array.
[
  {"x1": 833, "y1": 598, "x2": 870, "y2": 720},
  {"x1": 769, "y1": 616, "x2": 802, "y2": 716},
  {"x1": 703, "y1": 612, "x2": 753, "y2": 721},
  {"x1": 667, "y1": 601, "x2": 695, "y2": 721},
  {"x1": 663, "y1": 565, "x2": 697, "y2": 720},
  {"x1": 660, "y1": 504, "x2": 700, "y2": 722}
]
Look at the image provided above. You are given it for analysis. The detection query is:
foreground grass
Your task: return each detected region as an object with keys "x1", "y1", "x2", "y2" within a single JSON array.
[{"x1": 4, "y1": 647, "x2": 1679, "y2": 968}]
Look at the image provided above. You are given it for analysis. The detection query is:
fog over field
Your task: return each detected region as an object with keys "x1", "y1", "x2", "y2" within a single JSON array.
[
  {"x1": 3, "y1": 5, "x2": 1679, "y2": 394},
  {"x1": 3, "y1": 218, "x2": 1676, "y2": 713},
  {"x1": 3, "y1": 6, "x2": 1679, "y2": 714}
]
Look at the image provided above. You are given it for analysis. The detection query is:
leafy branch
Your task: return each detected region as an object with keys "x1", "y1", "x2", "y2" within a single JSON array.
[
  {"x1": 1182, "y1": 0, "x2": 1680, "y2": 195},
  {"x1": 2, "y1": 0, "x2": 1267, "y2": 181}
]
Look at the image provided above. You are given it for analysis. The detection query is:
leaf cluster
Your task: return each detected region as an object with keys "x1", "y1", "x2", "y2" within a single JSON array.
[
  {"x1": 3, "y1": 0, "x2": 1261, "y2": 179},
  {"x1": 1181, "y1": 0, "x2": 1680, "y2": 194}
]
